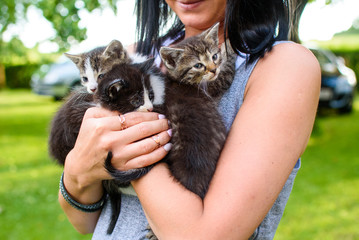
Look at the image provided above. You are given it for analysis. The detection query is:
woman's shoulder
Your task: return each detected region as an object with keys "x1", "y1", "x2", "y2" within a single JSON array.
[
  {"x1": 271, "y1": 41, "x2": 318, "y2": 63},
  {"x1": 247, "y1": 41, "x2": 321, "y2": 96}
]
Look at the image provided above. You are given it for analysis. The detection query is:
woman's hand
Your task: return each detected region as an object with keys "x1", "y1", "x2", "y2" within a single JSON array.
[{"x1": 59, "y1": 106, "x2": 171, "y2": 234}]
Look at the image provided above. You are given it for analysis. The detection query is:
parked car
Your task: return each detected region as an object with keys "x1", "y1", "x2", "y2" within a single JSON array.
[
  {"x1": 31, "y1": 60, "x2": 81, "y2": 100},
  {"x1": 309, "y1": 47, "x2": 357, "y2": 113}
]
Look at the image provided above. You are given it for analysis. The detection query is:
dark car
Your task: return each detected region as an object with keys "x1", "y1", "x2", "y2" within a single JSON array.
[
  {"x1": 309, "y1": 47, "x2": 357, "y2": 113},
  {"x1": 31, "y1": 60, "x2": 81, "y2": 100}
]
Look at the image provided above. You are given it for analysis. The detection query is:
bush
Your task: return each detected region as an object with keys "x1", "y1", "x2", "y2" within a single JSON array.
[{"x1": 5, "y1": 64, "x2": 40, "y2": 89}]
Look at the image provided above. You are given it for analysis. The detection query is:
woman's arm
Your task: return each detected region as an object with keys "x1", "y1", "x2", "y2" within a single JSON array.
[
  {"x1": 132, "y1": 42, "x2": 321, "y2": 239},
  {"x1": 59, "y1": 107, "x2": 171, "y2": 234}
]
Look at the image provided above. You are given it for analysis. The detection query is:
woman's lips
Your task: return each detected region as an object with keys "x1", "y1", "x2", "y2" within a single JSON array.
[{"x1": 178, "y1": 1, "x2": 203, "y2": 10}]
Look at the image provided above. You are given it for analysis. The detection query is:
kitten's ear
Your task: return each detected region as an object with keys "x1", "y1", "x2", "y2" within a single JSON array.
[
  {"x1": 103, "y1": 40, "x2": 127, "y2": 60},
  {"x1": 203, "y1": 22, "x2": 219, "y2": 45},
  {"x1": 64, "y1": 53, "x2": 82, "y2": 65},
  {"x1": 107, "y1": 79, "x2": 127, "y2": 100},
  {"x1": 159, "y1": 47, "x2": 184, "y2": 70}
]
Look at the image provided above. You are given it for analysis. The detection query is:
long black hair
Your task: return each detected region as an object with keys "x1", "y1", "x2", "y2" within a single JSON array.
[{"x1": 135, "y1": 0, "x2": 290, "y2": 63}]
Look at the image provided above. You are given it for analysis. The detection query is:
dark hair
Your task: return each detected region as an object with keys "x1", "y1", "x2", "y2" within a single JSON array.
[{"x1": 135, "y1": 0, "x2": 290, "y2": 63}]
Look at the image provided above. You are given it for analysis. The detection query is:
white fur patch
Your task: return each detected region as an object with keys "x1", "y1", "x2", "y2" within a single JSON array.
[
  {"x1": 150, "y1": 75, "x2": 165, "y2": 105},
  {"x1": 84, "y1": 58, "x2": 98, "y2": 92},
  {"x1": 137, "y1": 82, "x2": 154, "y2": 112},
  {"x1": 130, "y1": 53, "x2": 148, "y2": 64}
]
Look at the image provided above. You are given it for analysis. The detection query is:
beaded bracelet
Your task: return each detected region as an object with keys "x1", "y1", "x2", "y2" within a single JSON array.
[{"x1": 59, "y1": 172, "x2": 107, "y2": 212}]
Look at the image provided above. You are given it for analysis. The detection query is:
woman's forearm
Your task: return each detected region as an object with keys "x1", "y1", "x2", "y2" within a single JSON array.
[
  {"x1": 58, "y1": 190, "x2": 101, "y2": 234},
  {"x1": 58, "y1": 169, "x2": 104, "y2": 234},
  {"x1": 132, "y1": 163, "x2": 206, "y2": 239},
  {"x1": 132, "y1": 161, "x2": 265, "y2": 240}
]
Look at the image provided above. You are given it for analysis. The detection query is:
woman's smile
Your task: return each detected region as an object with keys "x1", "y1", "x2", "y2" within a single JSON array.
[{"x1": 177, "y1": 1, "x2": 203, "y2": 11}]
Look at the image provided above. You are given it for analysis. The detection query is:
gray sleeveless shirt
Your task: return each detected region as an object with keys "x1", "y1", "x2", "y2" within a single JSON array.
[{"x1": 92, "y1": 42, "x2": 301, "y2": 240}]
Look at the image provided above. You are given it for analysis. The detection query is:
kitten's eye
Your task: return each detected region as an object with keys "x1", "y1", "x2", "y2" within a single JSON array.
[
  {"x1": 194, "y1": 63, "x2": 204, "y2": 69},
  {"x1": 98, "y1": 74, "x2": 104, "y2": 80},
  {"x1": 149, "y1": 89, "x2": 155, "y2": 101},
  {"x1": 130, "y1": 95, "x2": 143, "y2": 108},
  {"x1": 82, "y1": 77, "x2": 88, "y2": 82},
  {"x1": 212, "y1": 53, "x2": 218, "y2": 61}
]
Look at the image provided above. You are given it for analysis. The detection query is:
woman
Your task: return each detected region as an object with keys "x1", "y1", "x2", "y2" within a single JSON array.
[{"x1": 59, "y1": 0, "x2": 320, "y2": 239}]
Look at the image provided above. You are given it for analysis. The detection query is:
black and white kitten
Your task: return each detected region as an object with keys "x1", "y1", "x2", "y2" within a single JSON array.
[{"x1": 49, "y1": 58, "x2": 165, "y2": 234}]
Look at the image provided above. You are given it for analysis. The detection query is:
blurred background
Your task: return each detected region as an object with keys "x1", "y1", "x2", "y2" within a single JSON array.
[{"x1": 0, "y1": 0, "x2": 358, "y2": 239}]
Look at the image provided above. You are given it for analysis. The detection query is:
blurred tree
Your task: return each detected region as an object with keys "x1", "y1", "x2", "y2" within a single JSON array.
[
  {"x1": 0, "y1": 0, "x2": 119, "y2": 52},
  {"x1": 0, "y1": 0, "x2": 118, "y2": 88},
  {"x1": 289, "y1": 0, "x2": 335, "y2": 43}
]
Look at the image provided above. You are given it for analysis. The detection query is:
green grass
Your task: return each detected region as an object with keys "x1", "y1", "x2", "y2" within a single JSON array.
[
  {"x1": 0, "y1": 89, "x2": 90, "y2": 240},
  {"x1": 0, "y1": 89, "x2": 358, "y2": 239},
  {"x1": 276, "y1": 96, "x2": 359, "y2": 239}
]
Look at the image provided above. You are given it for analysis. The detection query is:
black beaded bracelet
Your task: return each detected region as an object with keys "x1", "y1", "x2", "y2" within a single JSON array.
[{"x1": 59, "y1": 172, "x2": 107, "y2": 213}]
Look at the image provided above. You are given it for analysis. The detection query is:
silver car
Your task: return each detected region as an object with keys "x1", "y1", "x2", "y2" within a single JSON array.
[
  {"x1": 310, "y1": 47, "x2": 357, "y2": 113},
  {"x1": 31, "y1": 61, "x2": 81, "y2": 100}
]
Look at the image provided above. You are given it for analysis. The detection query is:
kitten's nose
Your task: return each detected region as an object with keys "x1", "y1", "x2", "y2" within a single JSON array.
[
  {"x1": 209, "y1": 68, "x2": 216, "y2": 74},
  {"x1": 90, "y1": 88, "x2": 96, "y2": 92}
]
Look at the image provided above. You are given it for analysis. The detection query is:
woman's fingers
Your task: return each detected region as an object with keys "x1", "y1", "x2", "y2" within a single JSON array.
[
  {"x1": 112, "y1": 129, "x2": 172, "y2": 166},
  {"x1": 85, "y1": 108, "x2": 167, "y2": 132},
  {"x1": 121, "y1": 141, "x2": 172, "y2": 171},
  {"x1": 119, "y1": 116, "x2": 170, "y2": 144}
]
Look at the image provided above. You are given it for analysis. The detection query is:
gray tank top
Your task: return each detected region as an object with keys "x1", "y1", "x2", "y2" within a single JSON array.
[{"x1": 92, "y1": 42, "x2": 301, "y2": 240}]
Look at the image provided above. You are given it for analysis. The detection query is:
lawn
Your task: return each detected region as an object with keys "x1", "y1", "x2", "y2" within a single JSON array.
[
  {"x1": 0, "y1": 89, "x2": 358, "y2": 239},
  {"x1": 0, "y1": 89, "x2": 90, "y2": 240}
]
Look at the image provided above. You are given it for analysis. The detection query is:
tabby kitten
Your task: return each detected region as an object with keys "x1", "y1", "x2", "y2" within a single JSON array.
[
  {"x1": 160, "y1": 22, "x2": 236, "y2": 100},
  {"x1": 143, "y1": 23, "x2": 236, "y2": 240},
  {"x1": 157, "y1": 22, "x2": 236, "y2": 199},
  {"x1": 65, "y1": 40, "x2": 130, "y2": 93}
]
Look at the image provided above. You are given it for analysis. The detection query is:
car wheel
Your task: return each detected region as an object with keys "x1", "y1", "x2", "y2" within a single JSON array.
[{"x1": 338, "y1": 101, "x2": 353, "y2": 114}]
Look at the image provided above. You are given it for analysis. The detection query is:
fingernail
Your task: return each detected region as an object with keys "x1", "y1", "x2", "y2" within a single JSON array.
[
  {"x1": 163, "y1": 143, "x2": 172, "y2": 152},
  {"x1": 167, "y1": 129, "x2": 172, "y2": 137},
  {"x1": 158, "y1": 114, "x2": 166, "y2": 119}
]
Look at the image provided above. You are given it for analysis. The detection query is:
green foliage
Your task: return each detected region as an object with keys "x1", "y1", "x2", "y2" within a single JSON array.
[
  {"x1": 5, "y1": 64, "x2": 40, "y2": 88},
  {"x1": 1, "y1": 89, "x2": 359, "y2": 239},
  {"x1": 0, "y1": 39, "x2": 59, "y2": 89},
  {"x1": 0, "y1": 0, "x2": 117, "y2": 52}
]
